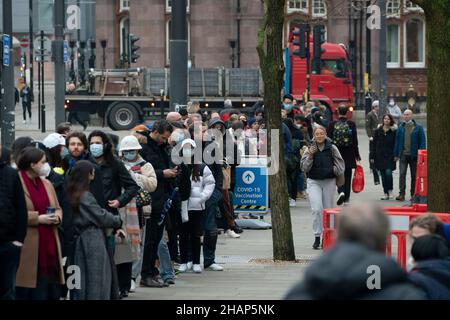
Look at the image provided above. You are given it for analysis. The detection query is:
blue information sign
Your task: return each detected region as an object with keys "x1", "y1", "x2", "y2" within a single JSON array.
[
  {"x1": 63, "y1": 40, "x2": 69, "y2": 63},
  {"x1": 3, "y1": 34, "x2": 11, "y2": 67},
  {"x1": 233, "y1": 165, "x2": 268, "y2": 214}
]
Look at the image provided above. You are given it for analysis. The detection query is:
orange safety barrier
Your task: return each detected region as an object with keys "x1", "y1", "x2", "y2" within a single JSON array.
[
  {"x1": 323, "y1": 204, "x2": 450, "y2": 269},
  {"x1": 414, "y1": 149, "x2": 427, "y2": 199}
]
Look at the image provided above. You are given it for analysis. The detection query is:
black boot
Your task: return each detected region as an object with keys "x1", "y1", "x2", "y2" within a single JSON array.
[{"x1": 313, "y1": 236, "x2": 320, "y2": 250}]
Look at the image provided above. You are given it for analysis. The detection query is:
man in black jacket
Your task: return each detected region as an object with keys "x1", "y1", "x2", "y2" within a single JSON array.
[
  {"x1": 140, "y1": 120, "x2": 175, "y2": 288},
  {"x1": 285, "y1": 203, "x2": 425, "y2": 300},
  {"x1": 0, "y1": 146, "x2": 28, "y2": 300}
]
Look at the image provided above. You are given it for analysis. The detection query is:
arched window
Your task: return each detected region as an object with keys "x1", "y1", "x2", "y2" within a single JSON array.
[
  {"x1": 386, "y1": 0, "x2": 400, "y2": 16},
  {"x1": 312, "y1": 0, "x2": 327, "y2": 17},
  {"x1": 287, "y1": 0, "x2": 308, "y2": 14},
  {"x1": 404, "y1": 18, "x2": 425, "y2": 68},
  {"x1": 387, "y1": 24, "x2": 400, "y2": 68}
]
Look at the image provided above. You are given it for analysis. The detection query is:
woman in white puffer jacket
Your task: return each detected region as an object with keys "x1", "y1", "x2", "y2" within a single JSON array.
[{"x1": 178, "y1": 139, "x2": 215, "y2": 274}]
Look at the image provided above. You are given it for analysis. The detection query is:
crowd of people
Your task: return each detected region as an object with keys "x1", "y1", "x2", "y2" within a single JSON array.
[{"x1": 0, "y1": 93, "x2": 435, "y2": 300}]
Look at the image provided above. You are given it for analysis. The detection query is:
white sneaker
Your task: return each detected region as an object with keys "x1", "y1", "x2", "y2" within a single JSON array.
[
  {"x1": 289, "y1": 198, "x2": 296, "y2": 207},
  {"x1": 130, "y1": 279, "x2": 136, "y2": 292},
  {"x1": 206, "y1": 263, "x2": 223, "y2": 271},
  {"x1": 192, "y1": 264, "x2": 202, "y2": 273},
  {"x1": 22, "y1": 120, "x2": 26, "y2": 124},
  {"x1": 226, "y1": 229, "x2": 240, "y2": 238},
  {"x1": 187, "y1": 261, "x2": 193, "y2": 271},
  {"x1": 178, "y1": 263, "x2": 188, "y2": 273}
]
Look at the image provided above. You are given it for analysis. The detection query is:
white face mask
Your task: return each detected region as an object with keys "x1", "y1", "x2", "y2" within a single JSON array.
[
  {"x1": 389, "y1": 101, "x2": 395, "y2": 106},
  {"x1": 38, "y1": 163, "x2": 52, "y2": 177}
]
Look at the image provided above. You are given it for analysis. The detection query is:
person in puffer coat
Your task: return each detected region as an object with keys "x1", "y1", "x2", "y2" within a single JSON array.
[{"x1": 178, "y1": 139, "x2": 215, "y2": 274}]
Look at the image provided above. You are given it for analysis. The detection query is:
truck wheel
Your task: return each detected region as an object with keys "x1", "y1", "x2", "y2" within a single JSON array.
[{"x1": 108, "y1": 103, "x2": 139, "y2": 131}]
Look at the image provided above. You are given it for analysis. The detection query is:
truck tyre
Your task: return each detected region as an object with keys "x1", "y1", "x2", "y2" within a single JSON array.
[{"x1": 107, "y1": 102, "x2": 139, "y2": 131}]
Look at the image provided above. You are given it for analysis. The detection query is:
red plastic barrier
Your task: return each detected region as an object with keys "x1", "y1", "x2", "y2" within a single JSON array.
[
  {"x1": 322, "y1": 205, "x2": 450, "y2": 268},
  {"x1": 414, "y1": 150, "x2": 427, "y2": 198}
]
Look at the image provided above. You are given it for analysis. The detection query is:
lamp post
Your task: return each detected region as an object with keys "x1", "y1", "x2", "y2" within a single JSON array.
[
  {"x1": 229, "y1": 39, "x2": 236, "y2": 68},
  {"x1": 69, "y1": 40, "x2": 76, "y2": 84},
  {"x1": 79, "y1": 41, "x2": 86, "y2": 87}
]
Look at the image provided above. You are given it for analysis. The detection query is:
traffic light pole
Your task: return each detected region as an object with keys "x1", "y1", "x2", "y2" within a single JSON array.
[
  {"x1": 54, "y1": 0, "x2": 66, "y2": 127},
  {"x1": 40, "y1": 30, "x2": 46, "y2": 133},
  {"x1": 378, "y1": 0, "x2": 387, "y2": 117},
  {"x1": 1, "y1": 0, "x2": 15, "y2": 148},
  {"x1": 29, "y1": 0, "x2": 34, "y2": 100},
  {"x1": 170, "y1": 0, "x2": 188, "y2": 112},
  {"x1": 305, "y1": 27, "x2": 311, "y2": 103}
]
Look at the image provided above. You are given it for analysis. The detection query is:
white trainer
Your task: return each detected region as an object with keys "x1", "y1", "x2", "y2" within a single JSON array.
[
  {"x1": 226, "y1": 229, "x2": 240, "y2": 238},
  {"x1": 192, "y1": 264, "x2": 202, "y2": 273},
  {"x1": 187, "y1": 261, "x2": 193, "y2": 271},
  {"x1": 178, "y1": 263, "x2": 188, "y2": 273},
  {"x1": 206, "y1": 263, "x2": 224, "y2": 271},
  {"x1": 130, "y1": 279, "x2": 136, "y2": 292},
  {"x1": 289, "y1": 198, "x2": 296, "y2": 207}
]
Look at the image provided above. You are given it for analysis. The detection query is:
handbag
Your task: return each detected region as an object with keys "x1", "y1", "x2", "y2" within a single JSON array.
[
  {"x1": 352, "y1": 164, "x2": 365, "y2": 193},
  {"x1": 135, "y1": 188, "x2": 152, "y2": 207}
]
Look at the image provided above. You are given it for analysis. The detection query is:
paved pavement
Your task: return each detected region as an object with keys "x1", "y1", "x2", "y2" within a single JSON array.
[{"x1": 7, "y1": 89, "x2": 418, "y2": 300}]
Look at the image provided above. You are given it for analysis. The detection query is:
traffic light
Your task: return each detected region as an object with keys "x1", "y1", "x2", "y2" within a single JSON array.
[
  {"x1": 313, "y1": 25, "x2": 326, "y2": 73},
  {"x1": 292, "y1": 25, "x2": 308, "y2": 59},
  {"x1": 129, "y1": 34, "x2": 140, "y2": 64}
]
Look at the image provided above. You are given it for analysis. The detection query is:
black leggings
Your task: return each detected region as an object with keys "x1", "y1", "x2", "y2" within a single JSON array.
[
  {"x1": 180, "y1": 210, "x2": 204, "y2": 265},
  {"x1": 22, "y1": 102, "x2": 31, "y2": 120}
]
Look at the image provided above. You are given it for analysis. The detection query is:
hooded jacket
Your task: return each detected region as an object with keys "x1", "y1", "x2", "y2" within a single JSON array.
[
  {"x1": 285, "y1": 242, "x2": 425, "y2": 300},
  {"x1": 409, "y1": 259, "x2": 450, "y2": 300}
]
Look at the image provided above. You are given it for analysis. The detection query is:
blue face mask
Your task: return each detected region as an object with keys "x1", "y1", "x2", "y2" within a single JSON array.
[
  {"x1": 283, "y1": 104, "x2": 293, "y2": 112},
  {"x1": 61, "y1": 147, "x2": 69, "y2": 159},
  {"x1": 123, "y1": 151, "x2": 138, "y2": 161},
  {"x1": 90, "y1": 144, "x2": 104, "y2": 158}
]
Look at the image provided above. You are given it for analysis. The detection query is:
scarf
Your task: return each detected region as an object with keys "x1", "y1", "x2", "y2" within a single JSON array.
[{"x1": 20, "y1": 171, "x2": 57, "y2": 278}]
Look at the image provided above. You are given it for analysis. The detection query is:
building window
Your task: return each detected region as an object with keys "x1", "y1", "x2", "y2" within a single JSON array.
[
  {"x1": 120, "y1": 0, "x2": 130, "y2": 12},
  {"x1": 287, "y1": 0, "x2": 308, "y2": 13},
  {"x1": 386, "y1": 0, "x2": 400, "y2": 16},
  {"x1": 405, "y1": 1, "x2": 423, "y2": 12},
  {"x1": 387, "y1": 24, "x2": 400, "y2": 68},
  {"x1": 404, "y1": 18, "x2": 425, "y2": 68},
  {"x1": 312, "y1": 0, "x2": 327, "y2": 17},
  {"x1": 166, "y1": 19, "x2": 191, "y2": 65},
  {"x1": 166, "y1": 0, "x2": 190, "y2": 13}
]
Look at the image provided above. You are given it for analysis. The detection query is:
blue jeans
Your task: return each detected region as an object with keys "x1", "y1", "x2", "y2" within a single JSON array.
[
  {"x1": 158, "y1": 231, "x2": 174, "y2": 281},
  {"x1": 0, "y1": 242, "x2": 21, "y2": 300},
  {"x1": 380, "y1": 169, "x2": 393, "y2": 194}
]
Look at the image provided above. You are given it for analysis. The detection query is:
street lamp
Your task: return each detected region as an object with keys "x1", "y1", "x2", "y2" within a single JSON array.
[
  {"x1": 69, "y1": 40, "x2": 76, "y2": 84},
  {"x1": 79, "y1": 41, "x2": 86, "y2": 86}
]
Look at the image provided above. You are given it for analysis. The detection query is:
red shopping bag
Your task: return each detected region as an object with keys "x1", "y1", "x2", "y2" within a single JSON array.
[{"x1": 352, "y1": 164, "x2": 365, "y2": 193}]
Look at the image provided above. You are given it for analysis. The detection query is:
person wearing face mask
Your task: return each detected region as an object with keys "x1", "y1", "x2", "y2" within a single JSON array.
[
  {"x1": 301, "y1": 127, "x2": 345, "y2": 250},
  {"x1": 15, "y1": 147, "x2": 64, "y2": 300},
  {"x1": 282, "y1": 94, "x2": 295, "y2": 119},
  {"x1": 117, "y1": 136, "x2": 158, "y2": 294},
  {"x1": 387, "y1": 98, "x2": 402, "y2": 124},
  {"x1": 67, "y1": 160, "x2": 123, "y2": 300}
]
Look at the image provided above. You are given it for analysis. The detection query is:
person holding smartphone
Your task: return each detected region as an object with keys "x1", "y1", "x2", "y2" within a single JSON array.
[{"x1": 15, "y1": 147, "x2": 64, "y2": 300}]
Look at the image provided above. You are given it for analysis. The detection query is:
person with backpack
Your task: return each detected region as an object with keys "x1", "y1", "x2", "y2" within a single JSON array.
[
  {"x1": 327, "y1": 104, "x2": 361, "y2": 205},
  {"x1": 117, "y1": 135, "x2": 157, "y2": 296},
  {"x1": 177, "y1": 139, "x2": 216, "y2": 273}
]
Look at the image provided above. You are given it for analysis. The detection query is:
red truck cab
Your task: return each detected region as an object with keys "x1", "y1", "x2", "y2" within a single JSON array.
[{"x1": 287, "y1": 34, "x2": 354, "y2": 120}]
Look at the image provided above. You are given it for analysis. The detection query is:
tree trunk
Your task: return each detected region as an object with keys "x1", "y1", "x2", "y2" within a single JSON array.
[
  {"x1": 257, "y1": 0, "x2": 296, "y2": 261},
  {"x1": 412, "y1": 0, "x2": 450, "y2": 212}
]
